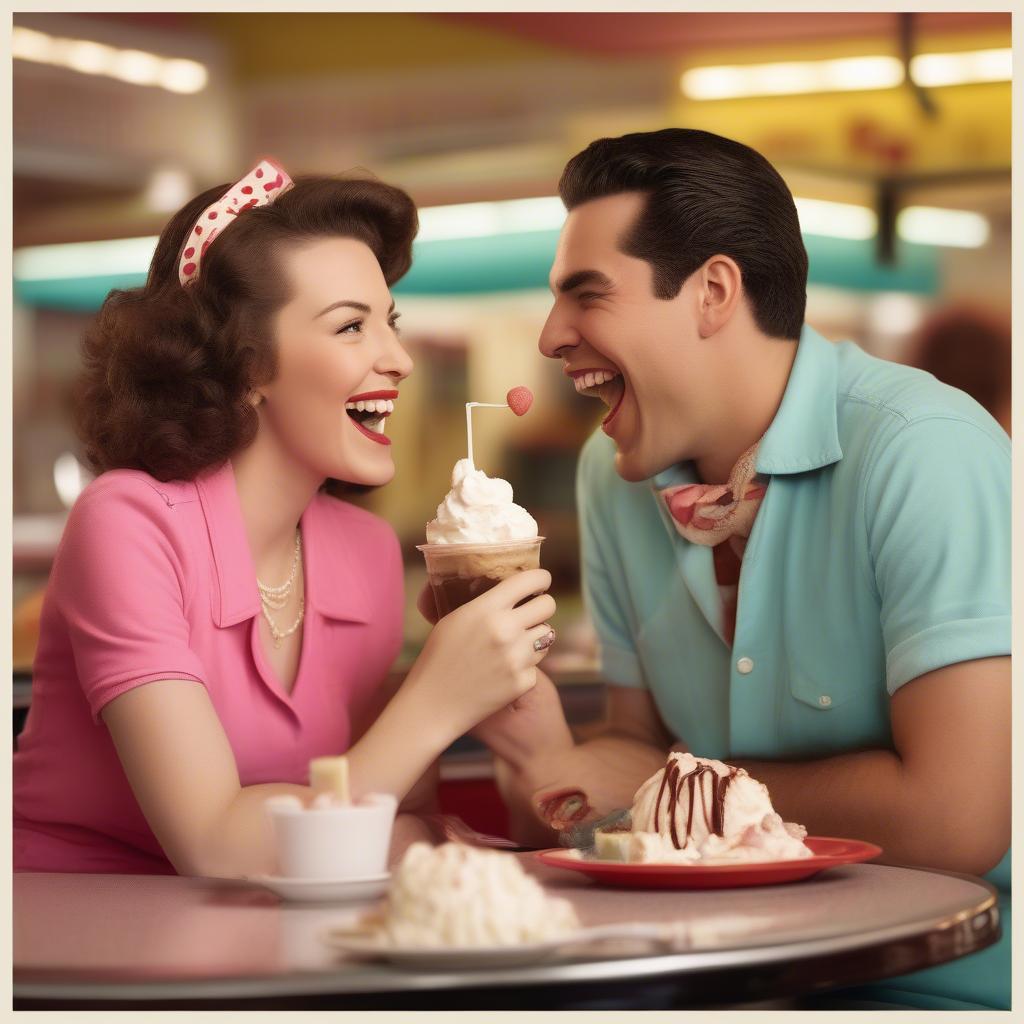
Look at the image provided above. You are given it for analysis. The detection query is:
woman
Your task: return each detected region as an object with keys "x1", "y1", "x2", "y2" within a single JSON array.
[{"x1": 13, "y1": 161, "x2": 556, "y2": 878}]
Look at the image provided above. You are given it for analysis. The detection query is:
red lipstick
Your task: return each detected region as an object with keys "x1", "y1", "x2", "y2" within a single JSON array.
[{"x1": 347, "y1": 389, "x2": 399, "y2": 402}]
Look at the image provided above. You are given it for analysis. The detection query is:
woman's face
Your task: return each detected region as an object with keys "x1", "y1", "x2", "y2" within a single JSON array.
[{"x1": 257, "y1": 236, "x2": 413, "y2": 487}]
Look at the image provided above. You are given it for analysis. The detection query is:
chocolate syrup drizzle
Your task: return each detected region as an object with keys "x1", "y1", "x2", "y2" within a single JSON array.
[{"x1": 653, "y1": 760, "x2": 740, "y2": 848}]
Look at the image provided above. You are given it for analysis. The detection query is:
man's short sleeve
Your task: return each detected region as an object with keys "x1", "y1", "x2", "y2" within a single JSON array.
[
  {"x1": 52, "y1": 477, "x2": 207, "y2": 723},
  {"x1": 865, "y1": 416, "x2": 1011, "y2": 694},
  {"x1": 576, "y1": 433, "x2": 644, "y2": 687}
]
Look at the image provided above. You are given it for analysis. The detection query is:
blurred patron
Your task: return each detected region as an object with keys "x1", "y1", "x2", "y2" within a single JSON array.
[{"x1": 908, "y1": 306, "x2": 1011, "y2": 436}]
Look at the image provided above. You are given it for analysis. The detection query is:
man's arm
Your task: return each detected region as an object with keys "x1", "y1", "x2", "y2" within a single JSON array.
[
  {"x1": 734, "y1": 656, "x2": 1010, "y2": 876},
  {"x1": 486, "y1": 658, "x2": 1009, "y2": 875},
  {"x1": 477, "y1": 677, "x2": 672, "y2": 847}
]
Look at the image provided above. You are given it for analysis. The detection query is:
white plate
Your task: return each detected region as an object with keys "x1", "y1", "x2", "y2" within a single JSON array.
[
  {"x1": 248, "y1": 873, "x2": 390, "y2": 903},
  {"x1": 320, "y1": 921, "x2": 688, "y2": 970}
]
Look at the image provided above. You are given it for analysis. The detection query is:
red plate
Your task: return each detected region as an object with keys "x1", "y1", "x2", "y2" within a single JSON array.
[{"x1": 535, "y1": 837, "x2": 881, "y2": 889}]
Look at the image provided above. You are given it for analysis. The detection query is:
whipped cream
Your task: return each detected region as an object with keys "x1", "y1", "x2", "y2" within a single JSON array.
[
  {"x1": 617, "y1": 753, "x2": 811, "y2": 865},
  {"x1": 426, "y1": 458, "x2": 538, "y2": 545},
  {"x1": 369, "y1": 842, "x2": 578, "y2": 947}
]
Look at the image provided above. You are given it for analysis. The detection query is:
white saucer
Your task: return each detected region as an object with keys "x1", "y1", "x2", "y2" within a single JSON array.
[{"x1": 248, "y1": 872, "x2": 390, "y2": 903}]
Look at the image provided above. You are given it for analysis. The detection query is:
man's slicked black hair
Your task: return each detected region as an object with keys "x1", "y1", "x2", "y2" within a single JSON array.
[{"x1": 558, "y1": 128, "x2": 808, "y2": 340}]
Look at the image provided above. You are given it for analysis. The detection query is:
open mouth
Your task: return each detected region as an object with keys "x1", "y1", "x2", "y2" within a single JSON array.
[
  {"x1": 345, "y1": 390, "x2": 397, "y2": 446},
  {"x1": 568, "y1": 368, "x2": 625, "y2": 426}
]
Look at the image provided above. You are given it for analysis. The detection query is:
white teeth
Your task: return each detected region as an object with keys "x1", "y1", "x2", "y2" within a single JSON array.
[
  {"x1": 370, "y1": 418, "x2": 386, "y2": 434},
  {"x1": 345, "y1": 397, "x2": 397, "y2": 414},
  {"x1": 573, "y1": 370, "x2": 620, "y2": 393}
]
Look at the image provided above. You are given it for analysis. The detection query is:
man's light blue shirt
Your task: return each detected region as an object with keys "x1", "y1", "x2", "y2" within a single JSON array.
[{"x1": 577, "y1": 324, "x2": 1011, "y2": 1006}]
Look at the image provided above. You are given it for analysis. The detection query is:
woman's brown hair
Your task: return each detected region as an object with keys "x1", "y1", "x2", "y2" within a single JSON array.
[{"x1": 75, "y1": 174, "x2": 417, "y2": 483}]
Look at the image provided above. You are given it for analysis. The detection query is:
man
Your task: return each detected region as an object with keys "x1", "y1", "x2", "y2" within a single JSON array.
[{"x1": 474, "y1": 129, "x2": 1011, "y2": 1009}]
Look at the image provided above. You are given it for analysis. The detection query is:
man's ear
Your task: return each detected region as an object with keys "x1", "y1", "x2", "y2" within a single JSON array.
[{"x1": 697, "y1": 255, "x2": 743, "y2": 338}]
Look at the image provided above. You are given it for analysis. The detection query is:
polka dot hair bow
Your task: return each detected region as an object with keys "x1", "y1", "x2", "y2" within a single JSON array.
[{"x1": 178, "y1": 158, "x2": 293, "y2": 287}]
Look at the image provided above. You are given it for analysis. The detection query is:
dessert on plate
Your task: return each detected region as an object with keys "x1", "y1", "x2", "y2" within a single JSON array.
[
  {"x1": 593, "y1": 752, "x2": 812, "y2": 865},
  {"x1": 355, "y1": 842, "x2": 579, "y2": 948}
]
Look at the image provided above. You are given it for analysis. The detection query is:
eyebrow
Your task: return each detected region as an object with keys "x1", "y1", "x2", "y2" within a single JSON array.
[
  {"x1": 315, "y1": 298, "x2": 396, "y2": 319},
  {"x1": 553, "y1": 269, "x2": 614, "y2": 295}
]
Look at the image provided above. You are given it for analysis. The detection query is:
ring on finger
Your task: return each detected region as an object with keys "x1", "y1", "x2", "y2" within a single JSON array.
[{"x1": 533, "y1": 628, "x2": 556, "y2": 653}]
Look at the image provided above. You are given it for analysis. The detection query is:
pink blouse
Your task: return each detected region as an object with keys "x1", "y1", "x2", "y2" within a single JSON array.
[{"x1": 13, "y1": 461, "x2": 404, "y2": 873}]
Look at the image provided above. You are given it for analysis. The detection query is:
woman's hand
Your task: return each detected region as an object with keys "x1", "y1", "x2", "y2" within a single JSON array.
[{"x1": 403, "y1": 569, "x2": 556, "y2": 740}]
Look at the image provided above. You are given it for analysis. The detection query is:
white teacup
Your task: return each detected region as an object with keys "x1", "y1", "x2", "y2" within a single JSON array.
[{"x1": 264, "y1": 792, "x2": 397, "y2": 880}]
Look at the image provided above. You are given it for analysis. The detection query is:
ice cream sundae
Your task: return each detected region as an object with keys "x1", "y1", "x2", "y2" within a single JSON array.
[
  {"x1": 594, "y1": 753, "x2": 812, "y2": 865},
  {"x1": 356, "y1": 842, "x2": 579, "y2": 947}
]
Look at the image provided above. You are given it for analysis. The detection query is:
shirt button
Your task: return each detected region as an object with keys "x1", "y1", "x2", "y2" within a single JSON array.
[
  {"x1": 819, "y1": 695, "x2": 832, "y2": 707},
  {"x1": 736, "y1": 657, "x2": 754, "y2": 674}
]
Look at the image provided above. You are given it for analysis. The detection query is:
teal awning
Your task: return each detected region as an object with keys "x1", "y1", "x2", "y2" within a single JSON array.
[{"x1": 14, "y1": 231, "x2": 938, "y2": 312}]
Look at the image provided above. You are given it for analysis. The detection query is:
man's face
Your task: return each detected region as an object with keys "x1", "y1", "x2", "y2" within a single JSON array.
[{"x1": 539, "y1": 192, "x2": 711, "y2": 482}]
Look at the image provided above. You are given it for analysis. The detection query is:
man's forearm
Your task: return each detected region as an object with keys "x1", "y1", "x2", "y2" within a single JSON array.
[
  {"x1": 496, "y1": 733, "x2": 669, "y2": 847},
  {"x1": 733, "y1": 749, "x2": 1006, "y2": 876}
]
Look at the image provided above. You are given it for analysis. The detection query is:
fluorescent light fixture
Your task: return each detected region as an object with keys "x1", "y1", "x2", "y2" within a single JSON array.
[
  {"x1": 63, "y1": 39, "x2": 115, "y2": 76},
  {"x1": 897, "y1": 206, "x2": 989, "y2": 248},
  {"x1": 160, "y1": 58, "x2": 209, "y2": 94},
  {"x1": 12, "y1": 25, "x2": 208, "y2": 94},
  {"x1": 13, "y1": 236, "x2": 158, "y2": 281},
  {"x1": 417, "y1": 196, "x2": 566, "y2": 242},
  {"x1": 794, "y1": 198, "x2": 877, "y2": 241},
  {"x1": 681, "y1": 46, "x2": 1009, "y2": 100},
  {"x1": 681, "y1": 55, "x2": 903, "y2": 99},
  {"x1": 11, "y1": 26, "x2": 55, "y2": 62},
  {"x1": 910, "y1": 48, "x2": 1011, "y2": 87},
  {"x1": 110, "y1": 48, "x2": 164, "y2": 86}
]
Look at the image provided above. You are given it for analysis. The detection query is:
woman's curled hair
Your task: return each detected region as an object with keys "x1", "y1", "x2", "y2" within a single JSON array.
[{"x1": 75, "y1": 174, "x2": 417, "y2": 482}]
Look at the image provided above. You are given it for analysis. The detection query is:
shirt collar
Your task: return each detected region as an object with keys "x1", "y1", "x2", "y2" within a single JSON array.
[
  {"x1": 195, "y1": 461, "x2": 371, "y2": 628},
  {"x1": 755, "y1": 323, "x2": 843, "y2": 476},
  {"x1": 651, "y1": 322, "x2": 842, "y2": 490}
]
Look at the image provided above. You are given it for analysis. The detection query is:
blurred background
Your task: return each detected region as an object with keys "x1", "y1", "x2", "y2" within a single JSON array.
[{"x1": 12, "y1": 12, "x2": 1012, "y2": 727}]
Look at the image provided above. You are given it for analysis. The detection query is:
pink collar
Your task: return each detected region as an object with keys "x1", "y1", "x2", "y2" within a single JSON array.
[{"x1": 195, "y1": 461, "x2": 371, "y2": 628}]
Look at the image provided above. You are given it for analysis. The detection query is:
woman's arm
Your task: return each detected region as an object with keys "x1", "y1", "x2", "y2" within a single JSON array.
[
  {"x1": 102, "y1": 676, "x2": 450, "y2": 878},
  {"x1": 103, "y1": 569, "x2": 557, "y2": 879}
]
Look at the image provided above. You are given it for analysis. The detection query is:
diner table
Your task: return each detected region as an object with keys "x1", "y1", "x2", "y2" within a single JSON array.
[{"x1": 14, "y1": 853, "x2": 1000, "y2": 1010}]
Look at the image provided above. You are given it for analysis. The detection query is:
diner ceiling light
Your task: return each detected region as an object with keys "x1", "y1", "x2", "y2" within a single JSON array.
[
  {"x1": 12, "y1": 25, "x2": 208, "y2": 94},
  {"x1": 63, "y1": 39, "x2": 116, "y2": 76},
  {"x1": 13, "y1": 236, "x2": 160, "y2": 281},
  {"x1": 682, "y1": 56, "x2": 904, "y2": 99},
  {"x1": 794, "y1": 198, "x2": 877, "y2": 241},
  {"x1": 896, "y1": 206, "x2": 989, "y2": 248},
  {"x1": 910, "y1": 48, "x2": 1012, "y2": 87},
  {"x1": 416, "y1": 196, "x2": 566, "y2": 241},
  {"x1": 681, "y1": 47, "x2": 1010, "y2": 99},
  {"x1": 12, "y1": 198, "x2": 990, "y2": 285}
]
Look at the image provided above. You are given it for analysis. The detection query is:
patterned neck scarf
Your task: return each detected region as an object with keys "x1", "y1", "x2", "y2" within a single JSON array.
[{"x1": 657, "y1": 440, "x2": 767, "y2": 644}]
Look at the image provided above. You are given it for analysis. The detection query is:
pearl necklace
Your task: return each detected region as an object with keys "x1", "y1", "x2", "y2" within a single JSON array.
[{"x1": 257, "y1": 531, "x2": 304, "y2": 648}]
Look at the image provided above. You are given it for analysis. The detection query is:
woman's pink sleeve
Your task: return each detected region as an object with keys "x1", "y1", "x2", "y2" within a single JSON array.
[{"x1": 51, "y1": 476, "x2": 208, "y2": 723}]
